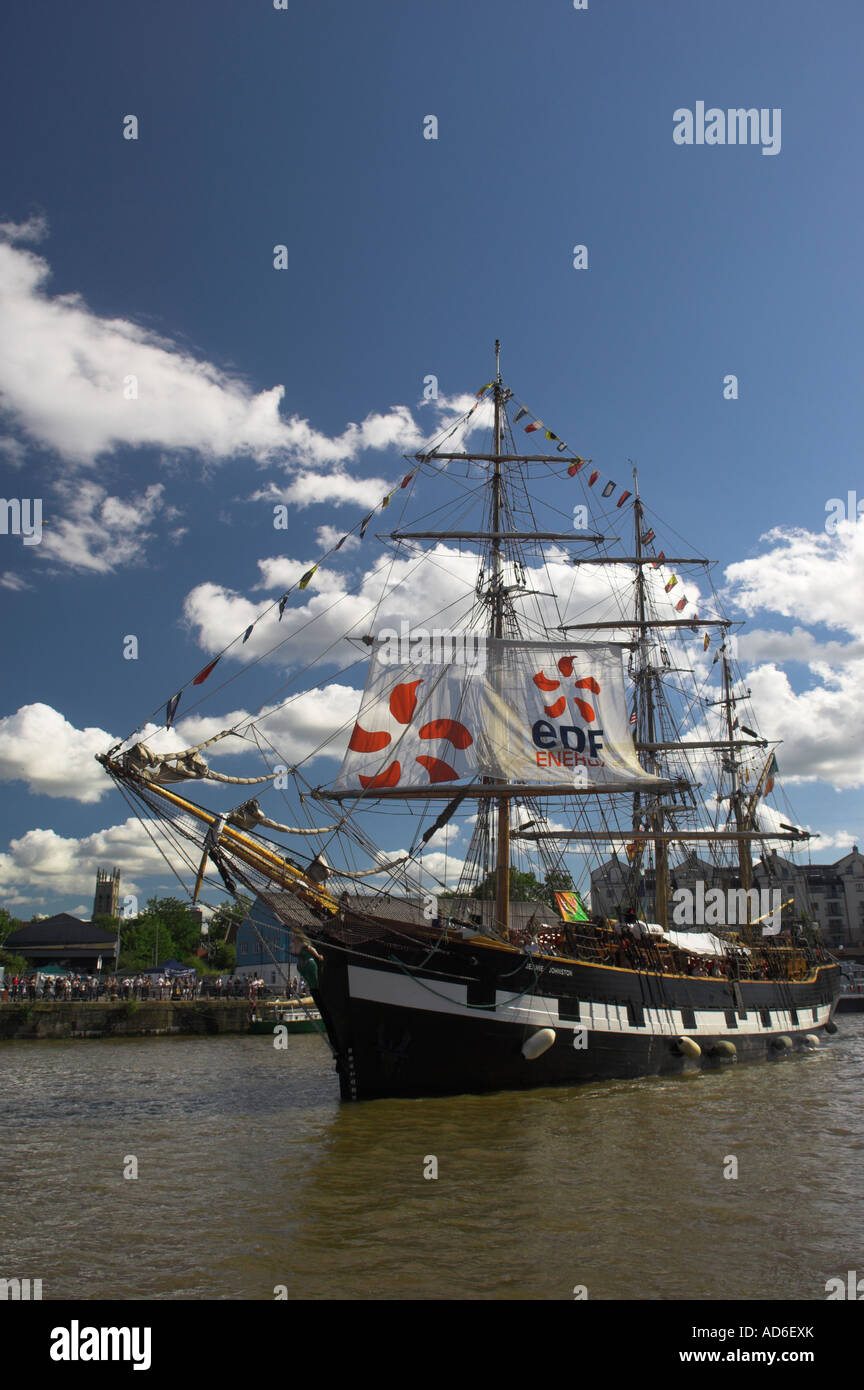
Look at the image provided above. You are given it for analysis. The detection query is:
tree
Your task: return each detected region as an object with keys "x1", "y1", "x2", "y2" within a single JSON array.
[
  {"x1": 0, "y1": 950, "x2": 29, "y2": 975},
  {"x1": 543, "y1": 869, "x2": 575, "y2": 900},
  {"x1": 440, "y1": 868, "x2": 576, "y2": 907},
  {"x1": 118, "y1": 920, "x2": 178, "y2": 971},
  {"x1": 208, "y1": 895, "x2": 252, "y2": 943},
  {"x1": 92, "y1": 913, "x2": 119, "y2": 934},
  {"x1": 210, "y1": 941, "x2": 236, "y2": 970},
  {"x1": 0, "y1": 908, "x2": 22, "y2": 945}
]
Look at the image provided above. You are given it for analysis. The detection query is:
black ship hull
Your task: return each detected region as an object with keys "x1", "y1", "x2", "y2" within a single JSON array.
[{"x1": 307, "y1": 927, "x2": 841, "y2": 1101}]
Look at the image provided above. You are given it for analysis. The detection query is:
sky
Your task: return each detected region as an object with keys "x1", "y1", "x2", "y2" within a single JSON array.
[{"x1": 0, "y1": 0, "x2": 862, "y2": 919}]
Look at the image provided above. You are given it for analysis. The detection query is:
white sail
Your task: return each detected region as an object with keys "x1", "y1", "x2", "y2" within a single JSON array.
[{"x1": 330, "y1": 637, "x2": 666, "y2": 792}]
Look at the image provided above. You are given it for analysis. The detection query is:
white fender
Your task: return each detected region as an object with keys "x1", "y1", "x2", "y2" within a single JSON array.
[
  {"x1": 771, "y1": 1034, "x2": 793, "y2": 1050},
  {"x1": 675, "y1": 1036, "x2": 701, "y2": 1059},
  {"x1": 710, "y1": 1039, "x2": 737, "y2": 1058},
  {"x1": 522, "y1": 1027, "x2": 556, "y2": 1060},
  {"x1": 802, "y1": 1033, "x2": 820, "y2": 1048}
]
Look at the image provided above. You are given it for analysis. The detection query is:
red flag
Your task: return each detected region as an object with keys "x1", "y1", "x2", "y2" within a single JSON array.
[
  {"x1": 675, "y1": 597, "x2": 687, "y2": 612},
  {"x1": 193, "y1": 657, "x2": 221, "y2": 686},
  {"x1": 588, "y1": 470, "x2": 599, "y2": 487},
  {"x1": 616, "y1": 491, "x2": 631, "y2": 508}
]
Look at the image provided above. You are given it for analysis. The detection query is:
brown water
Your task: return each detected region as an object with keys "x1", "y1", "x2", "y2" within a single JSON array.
[{"x1": 2, "y1": 1018, "x2": 863, "y2": 1300}]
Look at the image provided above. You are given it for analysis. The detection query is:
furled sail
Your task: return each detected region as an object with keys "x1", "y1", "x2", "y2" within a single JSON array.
[{"x1": 329, "y1": 637, "x2": 667, "y2": 792}]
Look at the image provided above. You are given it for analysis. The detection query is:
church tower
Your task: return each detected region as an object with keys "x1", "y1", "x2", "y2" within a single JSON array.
[{"x1": 93, "y1": 866, "x2": 121, "y2": 919}]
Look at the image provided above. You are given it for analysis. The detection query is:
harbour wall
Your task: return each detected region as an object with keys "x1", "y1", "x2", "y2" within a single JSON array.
[{"x1": 0, "y1": 999, "x2": 251, "y2": 1040}]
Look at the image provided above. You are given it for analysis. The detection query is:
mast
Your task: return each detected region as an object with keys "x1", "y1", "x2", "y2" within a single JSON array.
[
  {"x1": 632, "y1": 470, "x2": 669, "y2": 926},
  {"x1": 721, "y1": 646, "x2": 755, "y2": 920},
  {"x1": 490, "y1": 339, "x2": 510, "y2": 937}
]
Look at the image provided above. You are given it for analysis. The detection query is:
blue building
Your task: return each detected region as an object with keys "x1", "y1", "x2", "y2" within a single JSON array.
[
  {"x1": 234, "y1": 892, "x2": 436, "y2": 988},
  {"x1": 233, "y1": 894, "x2": 313, "y2": 988}
]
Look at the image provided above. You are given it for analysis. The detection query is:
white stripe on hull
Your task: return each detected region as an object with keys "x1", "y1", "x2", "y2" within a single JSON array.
[{"x1": 346, "y1": 964, "x2": 832, "y2": 1038}]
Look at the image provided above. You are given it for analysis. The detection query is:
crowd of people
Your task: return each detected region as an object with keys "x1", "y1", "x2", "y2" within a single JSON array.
[
  {"x1": 5, "y1": 972, "x2": 203, "y2": 1001},
  {"x1": 201, "y1": 975, "x2": 269, "y2": 1000}
]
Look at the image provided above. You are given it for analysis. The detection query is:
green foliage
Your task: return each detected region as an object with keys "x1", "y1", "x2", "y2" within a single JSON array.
[
  {"x1": 543, "y1": 869, "x2": 575, "y2": 901},
  {"x1": 118, "y1": 920, "x2": 178, "y2": 971},
  {"x1": 92, "y1": 913, "x2": 119, "y2": 934},
  {"x1": 116, "y1": 895, "x2": 208, "y2": 969},
  {"x1": 208, "y1": 895, "x2": 252, "y2": 942},
  {"x1": 209, "y1": 941, "x2": 236, "y2": 970},
  {"x1": 0, "y1": 950, "x2": 29, "y2": 975},
  {"x1": 0, "y1": 908, "x2": 22, "y2": 945},
  {"x1": 443, "y1": 869, "x2": 575, "y2": 906}
]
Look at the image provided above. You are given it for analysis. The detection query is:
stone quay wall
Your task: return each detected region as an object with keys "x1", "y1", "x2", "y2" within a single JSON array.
[{"x1": 0, "y1": 999, "x2": 251, "y2": 1040}]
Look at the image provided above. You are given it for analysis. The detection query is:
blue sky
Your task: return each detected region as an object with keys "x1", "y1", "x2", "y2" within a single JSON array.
[{"x1": 1, "y1": 0, "x2": 862, "y2": 917}]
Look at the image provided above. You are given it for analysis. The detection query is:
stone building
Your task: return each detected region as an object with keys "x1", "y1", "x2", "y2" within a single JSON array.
[
  {"x1": 92, "y1": 866, "x2": 120, "y2": 919},
  {"x1": 591, "y1": 845, "x2": 864, "y2": 948}
]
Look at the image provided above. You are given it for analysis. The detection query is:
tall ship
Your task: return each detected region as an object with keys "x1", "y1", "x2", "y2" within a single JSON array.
[{"x1": 99, "y1": 346, "x2": 841, "y2": 1099}]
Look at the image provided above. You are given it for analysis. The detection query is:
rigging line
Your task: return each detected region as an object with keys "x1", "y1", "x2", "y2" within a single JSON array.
[
  {"x1": 112, "y1": 776, "x2": 209, "y2": 903},
  {"x1": 249, "y1": 729, "x2": 455, "y2": 899},
  {"x1": 116, "y1": 403, "x2": 487, "y2": 746},
  {"x1": 123, "y1": 543, "x2": 437, "y2": 743},
  {"x1": 247, "y1": 583, "x2": 488, "y2": 777},
  {"x1": 385, "y1": 474, "x2": 491, "y2": 533}
]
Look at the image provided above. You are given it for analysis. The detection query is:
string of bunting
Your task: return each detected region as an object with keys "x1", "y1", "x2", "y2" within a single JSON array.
[
  {"x1": 163, "y1": 387, "x2": 717, "y2": 731},
  {"x1": 161, "y1": 391, "x2": 496, "y2": 729},
  {"x1": 509, "y1": 393, "x2": 724, "y2": 659},
  {"x1": 163, "y1": 463, "x2": 426, "y2": 729}
]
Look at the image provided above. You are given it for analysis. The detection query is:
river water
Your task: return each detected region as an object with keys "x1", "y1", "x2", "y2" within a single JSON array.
[{"x1": 3, "y1": 1017, "x2": 863, "y2": 1301}]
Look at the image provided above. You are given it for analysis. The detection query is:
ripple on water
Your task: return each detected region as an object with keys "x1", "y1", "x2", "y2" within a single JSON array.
[{"x1": 2, "y1": 1021, "x2": 864, "y2": 1298}]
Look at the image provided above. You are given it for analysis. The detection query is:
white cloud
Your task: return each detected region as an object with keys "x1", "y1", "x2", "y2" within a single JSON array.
[
  {"x1": 38, "y1": 480, "x2": 172, "y2": 573},
  {"x1": 0, "y1": 685, "x2": 365, "y2": 806},
  {"x1": 0, "y1": 434, "x2": 27, "y2": 466},
  {"x1": 0, "y1": 215, "x2": 48, "y2": 245},
  {"x1": 717, "y1": 523, "x2": 864, "y2": 788},
  {"x1": 0, "y1": 704, "x2": 116, "y2": 803},
  {"x1": 252, "y1": 472, "x2": 391, "y2": 511},
  {"x1": 0, "y1": 227, "x2": 435, "y2": 470},
  {"x1": 0, "y1": 570, "x2": 32, "y2": 591},
  {"x1": 174, "y1": 684, "x2": 363, "y2": 767},
  {"x1": 0, "y1": 817, "x2": 190, "y2": 908},
  {"x1": 315, "y1": 524, "x2": 360, "y2": 553},
  {"x1": 724, "y1": 522, "x2": 864, "y2": 636}
]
